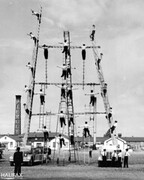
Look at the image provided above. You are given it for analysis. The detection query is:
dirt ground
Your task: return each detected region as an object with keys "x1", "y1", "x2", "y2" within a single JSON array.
[{"x1": 1, "y1": 150, "x2": 144, "y2": 180}]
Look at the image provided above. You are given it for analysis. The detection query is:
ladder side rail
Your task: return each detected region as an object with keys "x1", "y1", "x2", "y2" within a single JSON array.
[{"x1": 91, "y1": 41, "x2": 113, "y2": 129}]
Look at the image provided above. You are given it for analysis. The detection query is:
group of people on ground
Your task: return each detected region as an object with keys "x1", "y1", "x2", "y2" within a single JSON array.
[{"x1": 101, "y1": 148, "x2": 130, "y2": 168}]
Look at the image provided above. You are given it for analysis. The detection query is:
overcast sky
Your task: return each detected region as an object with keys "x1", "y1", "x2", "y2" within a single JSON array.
[{"x1": 0, "y1": 0, "x2": 144, "y2": 137}]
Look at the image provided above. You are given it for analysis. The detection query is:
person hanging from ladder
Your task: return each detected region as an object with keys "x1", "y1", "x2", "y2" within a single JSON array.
[
  {"x1": 90, "y1": 25, "x2": 96, "y2": 41},
  {"x1": 26, "y1": 62, "x2": 34, "y2": 76},
  {"x1": 110, "y1": 120, "x2": 118, "y2": 134},
  {"x1": 61, "y1": 40, "x2": 70, "y2": 59},
  {"x1": 57, "y1": 64, "x2": 67, "y2": 80},
  {"x1": 31, "y1": 9, "x2": 41, "y2": 23},
  {"x1": 24, "y1": 85, "x2": 32, "y2": 95},
  {"x1": 83, "y1": 121, "x2": 91, "y2": 138},
  {"x1": 58, "y1": 134, "x2": 66, "y2": 148},
  {"x1": 97, "y1": 53, "x2": 103, "y2": 70},
  {"x1": 27, "y1": 32, "x2": 38, "y2": 45},
  {"x1": 81, "y1": 44, "x2": 86, "y2": 60},
  {"x1": 42, "y1": 44, "x2": 48, "y2": 59},
  {"x1": 35, "y1": 89, "x2": 45, "y2": 105},
  {"x1": 23, "y1": 103, "x2": 32, "y2": 116}
]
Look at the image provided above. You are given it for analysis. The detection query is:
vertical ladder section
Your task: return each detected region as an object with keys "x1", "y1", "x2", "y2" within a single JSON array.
[{"x1": 63, "y1": 31, "x2": 76, "y2": 162}]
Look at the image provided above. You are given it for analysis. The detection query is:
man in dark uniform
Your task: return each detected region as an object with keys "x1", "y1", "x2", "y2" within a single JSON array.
[{"x1": 13, "y1": 147, "x2": 23, "y2": 177}]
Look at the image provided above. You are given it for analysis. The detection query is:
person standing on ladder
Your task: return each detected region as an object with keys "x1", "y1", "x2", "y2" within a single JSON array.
[
  {"x1": 90, "y1": 25, "x2": 96, "y2": 41},
  {"x1": 24, "y1": 85, "x2": 32, "y2": 95},
  {"x1": 35, "y1": 89, "x2": 45, "y2": 105},
  {"x1": 58, "y1": 134, "x2": 66, "y2": 148},
  {"x1": 28, "y1": 32, "x2": 38, "y2": 45},
  {"x1": 58, "y1": 111, "x2": 66, "y2": 129},
  {"x1": 38, "y1": 126, "x2": 49, "y2": 143},
  {"x1": 57, "y1": 64, "x2": 67, "y2": 80},
  {"x1": 23, "y1": 103, "x2": 31, "y2": 116},
  {"x1": 83, "y1": 121, "x2": 91, "y2": 138},
  {"x1": 97, "y1": 53, "x2": 103, "y2": 70},
  {"x1": 26, "y1": 62, "x2": 34, "y2": 76},
  {"x1": 66, "y1": 64, "x2": 76, "y2": 78},
  {"x1": 68, "y1": 114, "x2": 74, "y2": 127},
  {"x1": 102, "y1": 83, "x2": 107, "y2": 97},
  {"x1": 31, "y1": 9, "x2": 41, "y2": 23},
  {"x1": 106, "y1": 107, "x2": 113, "y2": 123},
  {"x1": 86, "y1": 90, "x2": 99, "y2": 106},
  {"x1": 55, "y1": 83, "x2": 66, "y2": 99},
  {"x1": 61, "y1": 40, "x2": 70, "y2": 59},
  {"x1": 67, "y1": 86, "x2": 73, "y2": 100},
  {"x1": 110, "y1": 120, "x2": 118, "y2": 134}
]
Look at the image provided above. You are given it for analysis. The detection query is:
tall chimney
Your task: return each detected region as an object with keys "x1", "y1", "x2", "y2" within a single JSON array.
[{"x1": 14, "y1": 95, "x2": 21, "y2": 135}]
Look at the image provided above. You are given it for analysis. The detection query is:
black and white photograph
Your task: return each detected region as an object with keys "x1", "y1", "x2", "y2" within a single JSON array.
[{"x1": 0, "y1": 0, "x2": 144, "y2": 179}]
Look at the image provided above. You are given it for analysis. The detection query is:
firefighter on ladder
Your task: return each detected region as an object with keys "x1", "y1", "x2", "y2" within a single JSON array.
[
  {"x1": 82, "y1": 121, "x2": 91, "y2": 138},
  {"x1": 31, "y1": 9, "x2": 41, "y2": 23},
  {"x1": 35, "y1": 89, "x2": 45, "y2": 105},
  {"x1": 60, "y1": 40, "x2": 70, "y2": 59},
  {"x1": 85, "y1": 90, "x2": 99, "y2": 106},
  {"x1": 58, "y1": 111, "x2": 66, "y2": 133},
  {"x1": 27, "y1": 32, "x2": 38, "y2": 45},
  {"x1": 90, "y1": 25, "x2": 96, "y2": 41}
]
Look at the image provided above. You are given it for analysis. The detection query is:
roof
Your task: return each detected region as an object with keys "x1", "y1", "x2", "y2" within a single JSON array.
[
  {"x1": 105, "y1": 137, "x2": 127, "y2": 144},
  {"x1": 0, "y1": 134, "x2": 22, "y2": 142},
  {"x1": 122, "y1": 137, "x2": 144, "y2": 142},
  {"x1": 1, "y1": 133, "x2": 144, "y2": 143}
]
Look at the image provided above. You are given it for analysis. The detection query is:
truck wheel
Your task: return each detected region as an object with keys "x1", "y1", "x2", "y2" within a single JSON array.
[{"x1": 29, "y1": 159, "x2": 34, "y2": 166}]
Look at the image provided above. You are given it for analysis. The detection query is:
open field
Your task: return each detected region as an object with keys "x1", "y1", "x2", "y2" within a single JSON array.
[{"x1": 0, "y1": 150, "x2": 144, "y2": 180}]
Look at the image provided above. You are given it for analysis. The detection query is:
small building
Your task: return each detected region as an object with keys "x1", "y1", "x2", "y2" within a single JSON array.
[
  {"x1": 27, "y1": 132, "x2": 70, "y2": 150},
  {"x1": 0, "y1": 135, "x2": 21, "y2": 150},
  {"x1": 104, "y1": 137, "x2": 127, "y2": 150}
]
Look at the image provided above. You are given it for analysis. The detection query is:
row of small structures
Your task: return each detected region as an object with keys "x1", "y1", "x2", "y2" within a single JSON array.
[{"x1": 0, "y1": 133, "x2": 144, "y2": 151}]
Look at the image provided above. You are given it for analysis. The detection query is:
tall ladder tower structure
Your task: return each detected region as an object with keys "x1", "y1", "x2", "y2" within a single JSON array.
[{"x1": 63, "y1": 31, "x2": 76, "y2": 162}]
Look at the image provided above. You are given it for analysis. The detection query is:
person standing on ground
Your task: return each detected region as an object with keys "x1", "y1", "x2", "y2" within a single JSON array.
[
  {"x1": 47, "y1": 146, "x2": 51, "y2": 162},
  {"x1": 124, "y1": 148, "x2": 130, "y2": 168},
  {"x1": 101, "y1": 149, "x2": 107, "y2": 166},
  {"x1": 118, "y1": 150, "x2": 122, "y2": 167},
  {"x1": 13, "y1": 147, "x2": 23, "y2": 177}
]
